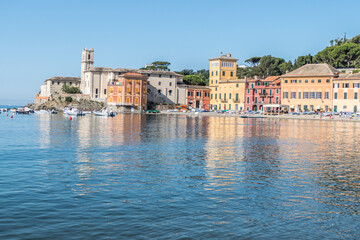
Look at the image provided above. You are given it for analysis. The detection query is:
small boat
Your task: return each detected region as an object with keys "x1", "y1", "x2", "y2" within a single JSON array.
[
  {"x1": 67, "y1": 108, "x2": 85, "y2": 116},
  {"x1": 240, "y1": 115, "x2": 249, "y2": 118},
  {"x1": 0, "y1": 108, "x2": 8, "y2": 113},
  {"x1": 16, "y1": 108, "x2": 31, "y2": 114},
  {"x1": 93, "y1": 110, "x2": 108, "y2": 116},
  {"x1": 35, "y1": 110, "x2": 50, "y2": 114},
  {"x1": 50, "y1": 109, "x2": 58, "y2": 114}
]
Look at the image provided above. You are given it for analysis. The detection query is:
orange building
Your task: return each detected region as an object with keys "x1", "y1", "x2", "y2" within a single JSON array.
[
  {"x1": 333, "y1": 73, "x2": 360, "y2": 112},
  {"x1": 281, "y1": 64, "x2": 340, "y2": 112},
  {"x1": 107, "y1": 73, "x2": 148, "y2": 112}
]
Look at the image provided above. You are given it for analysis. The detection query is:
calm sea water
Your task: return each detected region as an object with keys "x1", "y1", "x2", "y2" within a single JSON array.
[{"x1": 1, "y1": 113, "x2": 360, "y2": 239}]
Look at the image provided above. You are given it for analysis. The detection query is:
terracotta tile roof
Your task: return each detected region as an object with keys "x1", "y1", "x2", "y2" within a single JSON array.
[
  {"x1": 209, "y1": 53, "x2": 238, "y2": 61},
  {"x1": 281, "y1": 63, "x2": 340, "y2": 77},
  {"x1": 337, "y1": 73, "x2": 360, "y2": 80},
  {"x1": 264, "y1": 76, "x2": 280, "y2": 81}
]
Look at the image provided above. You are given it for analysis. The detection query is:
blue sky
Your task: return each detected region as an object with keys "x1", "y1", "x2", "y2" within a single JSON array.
[{"x1": 1, "y1": 0, "x2": 360, "y2": 104}]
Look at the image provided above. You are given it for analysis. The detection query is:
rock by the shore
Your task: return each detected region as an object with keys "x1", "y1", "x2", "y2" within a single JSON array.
[{"x1": 27, "y1": 99, "x2": 106, "y2": 111}]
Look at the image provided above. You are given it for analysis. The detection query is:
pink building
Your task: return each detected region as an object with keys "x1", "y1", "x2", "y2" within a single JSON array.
[{"x1": 244, "y1": 76, "x2": 282, "y2": 113}]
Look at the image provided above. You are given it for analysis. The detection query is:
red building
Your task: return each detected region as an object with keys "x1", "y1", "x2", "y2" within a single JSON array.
[
  {"x1": 244, "y1": 76, "x2": 282, "y2": 113},
  {"x1": 186, "y1": 85, "x2": 211, "y2": 111}
]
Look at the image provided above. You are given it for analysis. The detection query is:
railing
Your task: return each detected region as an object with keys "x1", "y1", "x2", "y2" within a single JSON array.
[
  {"x1": 221, "y1": 99, "x2": 228, "y2": 103},
  {"x1": 233, "y1": 99, "x2": 240, "y2": 103}
]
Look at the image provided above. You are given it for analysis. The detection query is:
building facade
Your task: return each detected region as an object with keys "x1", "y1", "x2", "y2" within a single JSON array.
[
  {"x1": 244, "y1": 76, "x2": 281, "y2": 112},
  {"x1": 333, "y1": 73, "x2": 360, "y2": 112},
  {"x1": 209, "y1": 53, "x2": 246, "y2": 111},
  {"x1": 281, "y1": 64, "x2": 340, "y2": 112},
  {"x1": 107, "y1": 73, "x2": 148, "y2": 111},
  {"x1": 186, "y1": 85, "x2": 211, "y2": 111},
  {"x1": 80, "y1": 49, "x2": 187, "y2": 106}
]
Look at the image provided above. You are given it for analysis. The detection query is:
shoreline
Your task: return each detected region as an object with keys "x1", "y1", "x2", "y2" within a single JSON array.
[{"x1": 157, "y1": 111, "x2": 360, "y2": 122}]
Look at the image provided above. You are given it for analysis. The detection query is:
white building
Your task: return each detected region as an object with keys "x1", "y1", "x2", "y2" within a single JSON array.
[{"x1": 80, "y1": 49, "x2": 187, "y2": 105}]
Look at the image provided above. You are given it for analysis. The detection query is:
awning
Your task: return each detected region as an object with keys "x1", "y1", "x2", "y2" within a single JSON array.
[
  {"x1": 316, "y1": 106, "x2": 321, "y2": 109},
  {"x1": 290, "y1": 105, "x2": 294, "y2": 108},
  {"x1": 263, "y1": 104, "x2": 281, "y2": 108}
]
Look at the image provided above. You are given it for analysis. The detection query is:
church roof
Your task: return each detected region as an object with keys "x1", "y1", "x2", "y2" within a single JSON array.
[
  {"x1": 282, "y1": 64, "x2": 340, "y2": 77},
  {"x1": 46, "y1": 77, "x2": 81, "y2": 82}
]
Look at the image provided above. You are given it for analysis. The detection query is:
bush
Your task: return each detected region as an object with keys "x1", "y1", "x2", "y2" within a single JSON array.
[
  {"x1": 65, "y1": 96, "x2": 73, "y2": 102},
  {"x1": 353, "y1": 69, "x2": 359, "y2": 74},
  {"x1": 62, "y1": 84, "x2": 81, "y2": 94},
  {"x1": 183, "y1": 75, "x2": 206, "y2": 86}
]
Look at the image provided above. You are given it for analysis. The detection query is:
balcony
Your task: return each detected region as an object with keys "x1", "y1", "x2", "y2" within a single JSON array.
[
  {"x1": 220, "y1": 99, "x2": 228, "y2": 103},
  {"x1": 233, "y1": 98, "x2": 240, "y2": 103}
]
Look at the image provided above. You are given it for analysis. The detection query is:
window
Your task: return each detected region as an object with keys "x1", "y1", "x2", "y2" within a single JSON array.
[
  {"x1": 215, "y1": 94, "x2": 217, "y2": 99},
  {"x1": 343, "y1": 105, "x2": 347, "y2": 109},
  {"x1": 334, "y1": 92, "x2": 338, "y2": 99},
  {"x1": 58, "y1": 82, "x2": 60, "y2": 85},
  {"x1": 299, "y1": 80, "x2": 302, "y2": 83},
  {"x1": 326, "y1": 79, "x2": 330, "y2": 83},
  {"x1": 251, "y1": 83, "x2": 254, "y2": 88},
  {"x1": 211, "y1": 80, "x2": 213, "y2": 84},
  {"x1": 310, "y1": 92, "x2": 315, "y2": 99},
  {"x1": 196, "y1": 92, "x2": 201, "y2": 97},
  {"x1": 222, "y1": 71, "x2": 225, "y2": 76},
  {"x1": 283, "y1": 92, "x2": 288, "y2": 99},
  {"x1": 211, "y1": 94, "x2": 213, "y2": 99},
  {"x1": 343, "y1": 83, "x2": 349, "y2": 88},
  {"x1": 219, "y1": 93, "x2": 221, "y2": 99},
  {"x1": 316, "y1": 92, "x2": 322, "y2": 99},
  {"x1": 247, "y1": 97, "x2": 250, "y2": 103},
  {"x1": 235, "y1": 93, "x2": 239, "y2": 101},
  {"x1": 247, "y1": 89, "x2": 250, "y2": 94},
  {"x1": 104, "y1": 89, "x2": 106, "y2": 94},
  {"x1": 236, "y1": 83, "x2": 239, "y2": 87},
  {"x1": 224, "y1": 93, "x2": 226, "y2": 100},
  {"x1": 69, "y1": 82, "x2": 72, "y2": 85},
  {"x1": 169, "y1": 90, "x2": 172, "y2": 96},
  {"x1": 318, "y1": 79, "x2": 321, "y2": 83},
  {"x1": 298, "y1": 92, "x2": 301, "y2": 99},
  {"x1": 344, "y1": 92, "x2": 348, "y2": 99},
  {"x1": 158, "y1": 82, "x2": 161, "y2": 86},
  {"x1": 291, "y1": 92, "x2": 296, "y2": 99},
  {"x1": 170, "y1": 75, "x2": 172, "y2": 78},
  {"x1": 148, "y1": 74, "x2": 150, "y2": 77},
  {"x1": 52, "y1": 81, "x2": 54, "y2": 84},
  {"x1": 333, "y1": 83, "x2": 339, "y2": 88},
  {"x1": 311, "y1": 79, "x2": 315, "y2": 83},
  {"x1": 254, "y1": 97, "x2": 257, "y2": 103},
  {"x1": 188, "y1": 92, "x2": 192, "y2": 97},
  {"x1": 284, "y1": 80, "x2": 288, "y2": 83},
  {"x1": 276, "y1": 89, "x2": 279, "y2": 94},
  {"x1": 216, "y1": 80, "x2": 218, "y2": 84},
  {"x1": 231, "y1": 72, "x2": 233, "y2": 77},
  {"x1": 216, "y1": 71, "x2": 218, "y2": 76},
  {"x1": 355, "y1": 92, "x2": 358, "y2": 99},
  {"x1": 159, "y1": 74, "x2": 162, "y2": 78},
  {"x1": 95, "y1": 88, "x2": 98, "y2": 94},
  {"x1": 305, "y1": 79, "x2": 308, "y2": 83},
  {"x1": 215, "y1": 87, "x2": 217, "y2": 91},
  {"x1": 303, "y1": 92, "x2": 309, "y2": 99},
  {"x1": 158, "y1": 89, "x2": 161, "y2": 94},
  {"x1": 354, "y1": 83, "x2": 359, "y2": 88},
  {"x1": 304, "y1": 105, "x2": 308, "y2": 110},
  {"x1": 291, "y1": 80, "x2": 297, "y2": 83},
  {"x1": 169, "y1": 82, "x2": 172, "y2": 86},
  {"x1": 229, "y1": 93, "x2": 232, "y2": 99},
  {"x1": 211, "y1": 71, "x2": 213, "y2": 76},
  {"x1": 325, "y1": 92, "x2": 329, "y2": 99}
]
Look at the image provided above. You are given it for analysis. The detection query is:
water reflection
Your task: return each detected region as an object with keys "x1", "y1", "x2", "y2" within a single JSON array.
[{"x1": 25, "y1": 114, "x2": 360, "y2": 238}]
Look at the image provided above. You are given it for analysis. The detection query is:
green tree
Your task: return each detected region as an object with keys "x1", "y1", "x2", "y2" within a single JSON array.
[
  {"x1": 62, "y1": 84, "x2": 81, "y2": 94},
  {"x1": 279, "y1": 60, "x2": 293, "y2": 74},
  {"x1": 293, "y1": 54, "x2": 313, "y2": 69},
  {"x1": 183, "y1": 75, "x2": 206, "y2": 86},
  {"x1": 245, "y1": 57, "x2": 261, "y2": 67},
  {"x1": 142, "y1": 61, "x2": 171, "y2": 71},
  {"x1": 257, "y1": 55, "x2": 285, "y2": 77},
  {"x1": 329, "y1": 43, "x2": 360, "y2": 67},
  {"x1": 176, "y1": 69, "x2": 195, "y2": 76}
]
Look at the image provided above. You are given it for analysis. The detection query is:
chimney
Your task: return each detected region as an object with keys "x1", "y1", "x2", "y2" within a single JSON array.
[{"x1": 227, "y1": 53, "x2": 231, "y2": 57}]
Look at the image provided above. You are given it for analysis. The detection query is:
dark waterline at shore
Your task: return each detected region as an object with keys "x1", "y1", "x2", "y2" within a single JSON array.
[{"x1": 1, "y1": 114, "x2": 360, "y2": 239}]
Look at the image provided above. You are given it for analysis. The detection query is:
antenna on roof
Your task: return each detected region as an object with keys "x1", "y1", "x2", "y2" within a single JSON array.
[{"x1": 220, "y1": 52, "x2": 223, "y2": 55}]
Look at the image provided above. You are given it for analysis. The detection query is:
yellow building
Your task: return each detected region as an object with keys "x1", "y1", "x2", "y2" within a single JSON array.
[
  {"x1": 333, "y1": 73, "x2": 360, "y2": 112},
  {"x1": 209, "y1": 53, "x2": 246, "y2": 111},
  {"x1": 281, "y1": 64, "x2": 340, "y2": 112}
]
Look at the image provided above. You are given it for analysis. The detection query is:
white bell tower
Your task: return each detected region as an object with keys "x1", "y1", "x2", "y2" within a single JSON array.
[{"x1": 80, "y1": 48, "x2": 94, "y2": 94}]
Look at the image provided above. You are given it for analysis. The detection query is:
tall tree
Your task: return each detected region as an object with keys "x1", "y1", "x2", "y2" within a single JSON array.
[{"x1": 245, "y1": 57, "x2": 261, "y2": 67}]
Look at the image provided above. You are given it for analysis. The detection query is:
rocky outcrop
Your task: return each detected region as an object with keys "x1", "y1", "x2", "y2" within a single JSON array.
[{"x1": 28, "y1": 98, "x2": 106, "y2": 111}]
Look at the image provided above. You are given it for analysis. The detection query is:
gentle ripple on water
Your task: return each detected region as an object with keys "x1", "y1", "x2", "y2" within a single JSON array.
[{"x1": 0, "y1": 113, "x2": 360, "y2": 239}]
